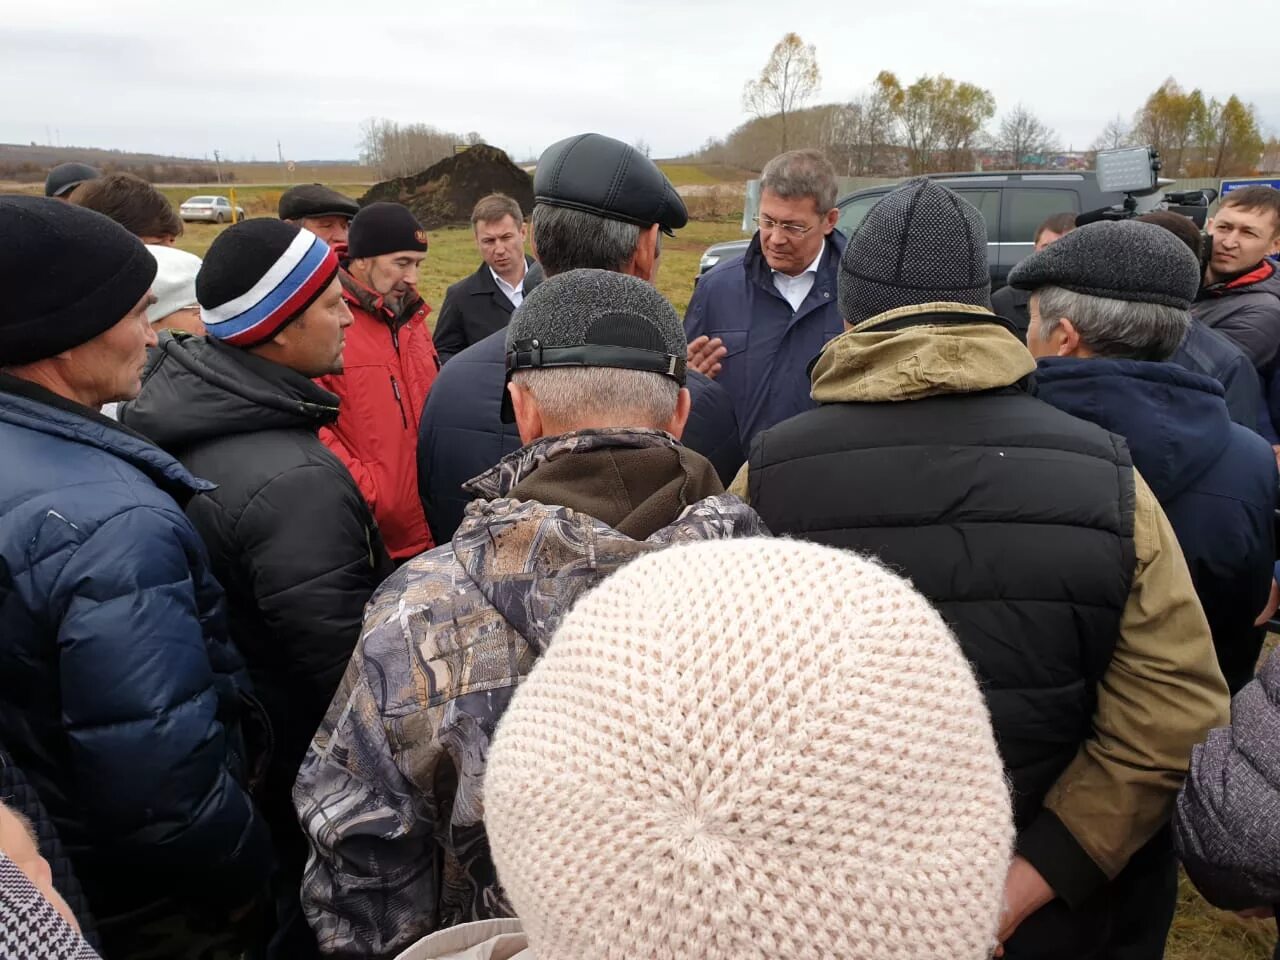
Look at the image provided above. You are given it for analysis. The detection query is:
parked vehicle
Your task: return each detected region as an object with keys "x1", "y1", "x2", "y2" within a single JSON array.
[
  {"x1": 179, "y1": 195, "x2": 245, "y2": 224},
  {"x1": 699, "y1": 172, "x2": 1127, "y2": 287}
]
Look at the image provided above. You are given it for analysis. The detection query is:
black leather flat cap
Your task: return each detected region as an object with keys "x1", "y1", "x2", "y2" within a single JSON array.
[
  {"x1": 534, "y1": 133, "x2": 688, "y2": 236},
  {"x1": 278, "y1": 183, "x2": 360, "y2": 221}
]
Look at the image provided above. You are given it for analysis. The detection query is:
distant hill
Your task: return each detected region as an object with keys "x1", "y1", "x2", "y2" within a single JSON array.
[{"x1": 0, "y1": 143, "x2": 368, "y2": 185}]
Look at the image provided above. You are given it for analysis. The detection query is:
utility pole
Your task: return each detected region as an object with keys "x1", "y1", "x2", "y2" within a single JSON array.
[{"x1": 213, "y1": 149, "x2": 223, "y2": 184}]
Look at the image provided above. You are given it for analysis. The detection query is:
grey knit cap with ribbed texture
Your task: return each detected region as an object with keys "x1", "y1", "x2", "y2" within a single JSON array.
[
  {"x1": 839, "y1": 178, "x2": 992, "y2": 328},
  {"x1": 1007, "y1": 219, "x2": 1201, "y2": 309},
  {"x1": 506, "y1": 268, "x2": 686, "y2": 380}
]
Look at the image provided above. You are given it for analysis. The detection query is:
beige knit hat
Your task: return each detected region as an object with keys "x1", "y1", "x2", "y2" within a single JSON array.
[{"x1": 485, "y1": 537, "x2": 1013, "y2": 960}]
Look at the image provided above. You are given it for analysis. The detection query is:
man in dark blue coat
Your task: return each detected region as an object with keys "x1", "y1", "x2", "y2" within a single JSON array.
[
  {"x1": 418, "y1": 134, "x2": 744, "y2": 544},
  {"x1": 0, "y1": 198, "x2": 272, "y2": 957},
  {"x1": 684, "y1": 149, "x2": 846, "y2": 450},
  {"x1": 1017, "y1": 219, "x2": 1277, "y2": 694}
]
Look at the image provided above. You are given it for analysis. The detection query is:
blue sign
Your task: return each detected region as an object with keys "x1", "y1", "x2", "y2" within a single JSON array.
[{"x1": 1221, "y1": 178, "x2": 1280, "y2": 195}]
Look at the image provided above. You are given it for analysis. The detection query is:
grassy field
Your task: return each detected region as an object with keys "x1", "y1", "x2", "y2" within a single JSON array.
[{"x1": 174, "y1": 215, "x2": 748, "y2": 317}]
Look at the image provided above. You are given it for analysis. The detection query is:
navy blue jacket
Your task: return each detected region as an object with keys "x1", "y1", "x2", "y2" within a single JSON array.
[
  {"x1": 684, "y1": 230, "x2": 847, "y2": 449},
  {"x1": 417, "y1": 328, "x2": 745, "y2": 544},
  {"x1": 1035, "y1": 358, "x2": 1276, "y2": 692},
  {"x1": 1170, "y1": 320, "x2": 1264, "y2": 433},
  {"x1": 0, "y1": 375, "x2": 272, "y2": 929}
]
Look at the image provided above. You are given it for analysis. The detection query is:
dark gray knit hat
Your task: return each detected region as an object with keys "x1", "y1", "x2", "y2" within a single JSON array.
[
  {"x1": 503, "y1": 268, "x2": 686, "y2": 421},
  {"x1": 839, "y1": 178, "x2": 991, "y2": 329},
  {"x1": 1007, "y1": 219, "x2": 1201, "y2": 309}
]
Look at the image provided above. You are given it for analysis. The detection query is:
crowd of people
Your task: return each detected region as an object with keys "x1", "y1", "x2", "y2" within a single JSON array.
[{"x1": 1, "y1": 137, "x2": 1279, "y2": 960}]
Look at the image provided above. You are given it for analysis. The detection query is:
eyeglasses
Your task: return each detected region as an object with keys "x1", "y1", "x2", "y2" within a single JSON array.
[{"x1": 753, "y1": 215, "x2": 816, "y2": 237}]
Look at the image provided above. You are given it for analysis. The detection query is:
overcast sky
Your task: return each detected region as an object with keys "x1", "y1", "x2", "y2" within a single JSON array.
[{"x1": 2, "y1": 0, "x2": 1275, "y2": 163}]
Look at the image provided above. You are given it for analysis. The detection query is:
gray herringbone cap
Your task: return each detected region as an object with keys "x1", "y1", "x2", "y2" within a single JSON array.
[
  {"x1": 1007, "y1": 219, "x2": 1201, "y2": 309},
  {"x1": 506, "y1": 268, "x2": 686, "y2": 367},
  {"x1": 839, "y1": 178, "x2": 992, "y2": 327}
]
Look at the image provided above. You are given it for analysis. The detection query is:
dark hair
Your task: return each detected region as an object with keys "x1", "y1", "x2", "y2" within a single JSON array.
[
  {"x1": 471, "y1": 193, "x2": 524, "y2": 229},
  {"x1": 1034, "y1": 211, "x2": 1078, "y2": 245},
  {"x1": 1219, "y1": 186, "x2": 1280, "y2": 235},
  {"x1": 69, "y1": 173, "x2": 183, "y2": 241},
  {"x1": 1136, "y1": 210, "x2": 1205, "y2": 265}
]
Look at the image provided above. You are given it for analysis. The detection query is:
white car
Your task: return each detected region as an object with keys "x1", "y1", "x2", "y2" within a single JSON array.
[{"x1": 179, "y1": 195, "x2": 245, "y2": 224}]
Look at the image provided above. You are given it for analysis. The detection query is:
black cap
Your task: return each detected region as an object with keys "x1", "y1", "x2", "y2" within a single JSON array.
[
  {"x1": 44, "y1": 162, "x2": 100, "y2": 198},
  {"x1": 0, "y1": 197, "x2": 157, "y2": 364},
  {"x1": 347, "y1": 202, "x2": 429, "y2": 259},
  {"x1": 1007, "y1": 219, "x2": 1201, "y2": 310},
  {"x1": 534, "y1": 134, "x2": 688, "y2": 237},
  {"x1": 278, "y1": 183, "x2": 360, "y2": 222},
  {"x1": 501, "y1": 268, "x2": 686, "y2": 422}
]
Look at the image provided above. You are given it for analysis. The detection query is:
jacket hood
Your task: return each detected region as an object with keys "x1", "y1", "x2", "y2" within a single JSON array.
[
  {"x1": 393, "y1": 919, "x2": 530, "y2": 960},
  {"x1": 454, "y1": 430, "x2": 765, "y2": 655},
  {"x1": 0, "y1": 372, "x2": 213, "y2": 501},
  {"x1": 811, "y1": 309, "x2": 1036, "y2": 403},
  {"x1": 1034, "y1": 356, "x2": 1231, "y2": 501},
  {"x1": 120, "y1": 332, "x2": 339, "y2": 449}
]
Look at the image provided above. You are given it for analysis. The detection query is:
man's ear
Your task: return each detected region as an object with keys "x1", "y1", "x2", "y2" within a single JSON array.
[
  {"x1": 822, "y1": 207, "x2": 839, "y2": 235},
  {"x1": 509, "y1": 381, "x2": 545, "y2": 446},
  {"x1": 1055, "y1": 318, "x2": 1084, "y2": 358},
  {"x1": 664, "y1": 387, "x2": 693, "y2": 441},
  {"x1": 626, "y1": 224, "x2": 662, "y2": 282}
]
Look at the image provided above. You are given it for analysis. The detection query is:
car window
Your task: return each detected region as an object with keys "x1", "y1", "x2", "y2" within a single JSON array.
[
  {"x1": 1006, "y1": 189, "x2": 1079, "y2": 244},
  {"x1": 187, "y1": 196, "x2": 214, "y2": 203},
  {"x1": 836, "y1": 193, "x2": 885, "y2": 236},
  {"x1": 953, "y1": 190, "x2": 1001, "y2": 243},
  {"x1": 216, "y1": 198, "x2": 229, "y2": 207}
]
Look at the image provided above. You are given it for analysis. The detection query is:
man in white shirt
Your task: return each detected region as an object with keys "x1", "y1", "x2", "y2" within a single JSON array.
[
  {"x1": 683, "y1": 149, "x2": 846, "y2": 448},
  {"x1": 433, "y1": 194, "x2": 543, "y2": 362}
]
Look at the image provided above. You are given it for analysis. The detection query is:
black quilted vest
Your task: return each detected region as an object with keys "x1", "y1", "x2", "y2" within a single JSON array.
[{"x1": 750, "y1": 387, "x2": 1136, "y2": 828}]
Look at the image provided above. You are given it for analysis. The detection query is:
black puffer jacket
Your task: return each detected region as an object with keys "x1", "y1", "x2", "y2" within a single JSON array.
[{"x1": 121, "y1": 335, "x2": 395, "y2": 873}]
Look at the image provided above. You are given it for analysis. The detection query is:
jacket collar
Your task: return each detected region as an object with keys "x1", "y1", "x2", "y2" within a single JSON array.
[
  {"x1": 811, "y1": 309, "x2": 1036, "y2": 404},
  {"x1": 0, "y1": 372, "x2": 213, "y2": 499},
  {"x1": 1203, "y1": 258, "x2": 1277, "y2": 296},
  {"x1": 463, "y1": 428, "x2": 682, "y2": 499}
]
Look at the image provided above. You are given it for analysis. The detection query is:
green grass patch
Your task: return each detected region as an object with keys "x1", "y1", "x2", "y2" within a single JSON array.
[{"x1": 657, "y1": 162, "x2": 755, "y2": 186}]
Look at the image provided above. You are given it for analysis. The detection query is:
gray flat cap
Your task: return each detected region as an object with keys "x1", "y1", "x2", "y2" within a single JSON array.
[
  {"x1": 502, "y1": 269, "x2": 686, "y2": 421},
  {"x1": 1007, "y1": 219, "x2": 1201, "y2": 309},
  {"x1": 44, "y1": 161, "x2": 100, "y2": 198}
]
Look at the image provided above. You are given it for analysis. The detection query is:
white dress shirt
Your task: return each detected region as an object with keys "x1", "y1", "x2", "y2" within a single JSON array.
[
  {"x1": 771, "y1": 247, "x2": 825, "y2": 313},
  {"x1": 491, "y1": 263, "x2": 528, "y2": 309}
]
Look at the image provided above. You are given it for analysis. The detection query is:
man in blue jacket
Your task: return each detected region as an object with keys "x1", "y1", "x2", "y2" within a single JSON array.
[
  {"x1": 0, "y1": 198, "x2": 272, "y2": 958},
  {"x1": 1016, "y1": 217, "x2": 1275, "y2": 960},
  {"x1": 418, "y1": 133, "x2": 744, "y2": 544},
  {"x1": 684, "y1": 148, "x2": 846, "y2": 449}
]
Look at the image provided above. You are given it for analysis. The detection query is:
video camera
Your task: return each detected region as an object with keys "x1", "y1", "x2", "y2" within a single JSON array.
[{"x1": 1077, "y1": 146, "x2": 1218, "y2": 229}]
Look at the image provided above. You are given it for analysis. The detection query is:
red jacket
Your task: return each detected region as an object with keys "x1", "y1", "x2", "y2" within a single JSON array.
[{"x1": 318, "y1": 271, "x2": 440, "y2": 560}]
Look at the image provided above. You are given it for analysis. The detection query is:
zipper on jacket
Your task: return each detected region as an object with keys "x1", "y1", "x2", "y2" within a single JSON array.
[{"x1": 390, "y1": 375, "x2": 408, "y2": 428}]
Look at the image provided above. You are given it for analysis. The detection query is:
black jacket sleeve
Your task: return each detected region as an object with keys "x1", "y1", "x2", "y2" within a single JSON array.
[{"x1": 432, "y1": 282, "x2": 468, "y2": 364}]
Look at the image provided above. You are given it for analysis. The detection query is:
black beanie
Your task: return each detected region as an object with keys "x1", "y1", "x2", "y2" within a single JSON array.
[
  {"x1": 0, "y1": 196, "x2": 157, "y2": 365},
  {"x1": 839, "y1": 178, "x2": 992, "y2": 330},
  {"x1": 196, "y1": 218, "x2": 338, "y2": 348},
  {"x1": 347, "y1": 202, "x2": 429, "y2": 259}
]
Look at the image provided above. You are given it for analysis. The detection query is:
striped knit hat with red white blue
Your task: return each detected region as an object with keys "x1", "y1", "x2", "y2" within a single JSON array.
[{"x1": 196, "y1": 218, "x2": 338, "y2": 347}]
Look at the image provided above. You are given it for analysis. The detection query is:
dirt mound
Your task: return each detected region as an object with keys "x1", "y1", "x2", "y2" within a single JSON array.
[{"x1": 358, "y1": 145, "x2": 533, "y2": 229}]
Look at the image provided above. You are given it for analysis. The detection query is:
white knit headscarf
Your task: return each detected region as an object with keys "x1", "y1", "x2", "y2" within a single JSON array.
[{"x1": 485, "y1": 537, "x2": 1014, "y2": 960}]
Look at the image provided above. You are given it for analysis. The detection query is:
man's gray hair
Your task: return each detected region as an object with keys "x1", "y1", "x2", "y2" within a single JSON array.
[
  {"x1": 1035, "y1": 285, "x2": 1190, "y2": 361},
  {"x1": 531, "y1": 203, "x2": 645, "y2": 277},
  {"x1": 511, "y1": 367, "x2": 678, "y2": 429},
  {"x1": 761, "y1": 149, "x2": 838, "y2": 213}
]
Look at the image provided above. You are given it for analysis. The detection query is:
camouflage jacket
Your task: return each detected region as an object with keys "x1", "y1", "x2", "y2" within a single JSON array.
[{"x1": 295, "y1": 429, "x2": 765, "y2": 958}]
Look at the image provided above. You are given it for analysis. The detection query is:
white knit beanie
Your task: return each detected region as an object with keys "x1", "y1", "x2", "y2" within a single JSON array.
[{"x1": 485, "y1": 537, "x2": 1014, "y2": 960}]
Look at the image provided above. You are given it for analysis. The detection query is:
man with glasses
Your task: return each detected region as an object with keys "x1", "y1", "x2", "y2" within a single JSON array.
[{"x1": 685, "y1": 149, "x2": 845, "y2": 447}]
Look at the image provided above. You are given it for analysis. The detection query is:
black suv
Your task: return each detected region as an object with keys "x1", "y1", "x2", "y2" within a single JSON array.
[{"x1": 698, "y1": 171, "x2": 1126, "y2": 287}]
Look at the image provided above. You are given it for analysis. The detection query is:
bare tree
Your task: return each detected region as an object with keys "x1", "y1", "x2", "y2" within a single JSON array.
[
  {"x1": 357, "y1": 117, "x2": 465, "y2": 179},
  {"x1": 1091, "y1": 115, "x2": 1132, "y2": 152},
  {"x1": 743, "y1": 32, "x2": 821, "y2": 152},
  {"x1": 994, "y1": 104, "x2": 1059, "y2": 168},
  {"x1": 633, "y1": 137, "x2": 652, "y2": 159}
]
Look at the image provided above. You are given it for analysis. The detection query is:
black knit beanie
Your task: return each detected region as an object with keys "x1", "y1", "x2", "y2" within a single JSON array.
[
  {"x1": 0, "y1": 196, "x2": 157, "y2": 365},
  {"x1": 839, "y1": 178, "x2": 992, "y2": 329},
  {"x1": 347, "y1": 202, "x2": 428, "y2": 259},
  {"x1": 196, "y1": 218, "x2": 338, "y2": 348}
]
